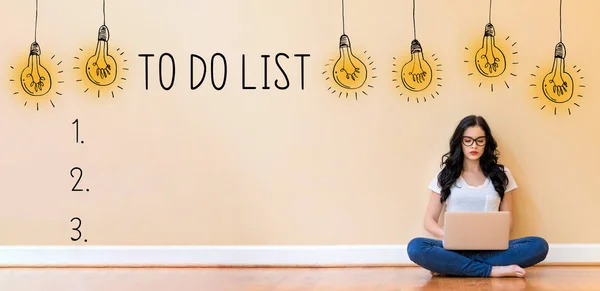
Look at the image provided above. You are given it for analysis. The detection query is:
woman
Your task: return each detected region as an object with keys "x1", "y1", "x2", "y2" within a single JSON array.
[{"x1": 407, "y1": 115, "x2": 549, "y2": 278}]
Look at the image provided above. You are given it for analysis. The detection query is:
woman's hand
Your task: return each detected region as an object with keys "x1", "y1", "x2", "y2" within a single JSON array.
[
  {"x1": 424, "y1": 191, "x2": 445, "y2": 239},
  {"x1": 500, "y1": 189, "x2": 516, "y2": 232}
]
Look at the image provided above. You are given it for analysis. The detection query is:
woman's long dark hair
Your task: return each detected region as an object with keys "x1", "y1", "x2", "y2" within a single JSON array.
[{"x1": 437, "y1": 115, "x2": 508, "y2": 203}]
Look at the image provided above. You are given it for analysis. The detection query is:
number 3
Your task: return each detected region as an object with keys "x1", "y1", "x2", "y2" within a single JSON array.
[{"x1": 71, "y1": 217, "x2": 82, "y2": 241}]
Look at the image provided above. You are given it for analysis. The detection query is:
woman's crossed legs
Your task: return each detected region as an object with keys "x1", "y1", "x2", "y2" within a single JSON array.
[{"x1": 407, "y1": 236, "x2": 549, "y2": 277}]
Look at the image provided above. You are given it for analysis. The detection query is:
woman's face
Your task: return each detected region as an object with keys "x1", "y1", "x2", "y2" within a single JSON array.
[{"x1": 461, "y1": 125, "x2": 486, "y2": 161}]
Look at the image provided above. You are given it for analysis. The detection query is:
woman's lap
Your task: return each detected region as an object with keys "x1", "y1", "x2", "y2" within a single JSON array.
[{"x1": 406, "y1": 236, "x2": 549, "y2": 277}]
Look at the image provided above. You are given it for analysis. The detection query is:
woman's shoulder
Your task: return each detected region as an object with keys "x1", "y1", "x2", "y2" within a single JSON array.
[
  {"x1": 499, "y1": 164, "x2": 511, "y2": 173},
  {"x1": 496, "y1": 164, "x2": 514, "y2": 176},
  {"x1": 428, "y1": 167, "x2": 444, "y2": 194},
  {"x1": 497, "y1": 164, "x2": 518, "y2": 191}
]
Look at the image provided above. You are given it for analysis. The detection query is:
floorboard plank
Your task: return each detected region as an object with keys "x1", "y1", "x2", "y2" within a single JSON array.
[{"x1": 0, "y1": 266, "x2": 598, "y2": 290}]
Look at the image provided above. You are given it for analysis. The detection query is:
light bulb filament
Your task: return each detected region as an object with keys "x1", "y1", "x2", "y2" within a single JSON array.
[
  {"x1": 340, "y1": 47, "x2": 360, "y2": 81},
  {"x1": 409, "y1": 54, "x2": 427, "y2": 83},
  {"x1": 93, "y1": 40, "x2": 112, "y2": 79},
  {"x1": 481, "y1": 37, "x2": 500, "y2": 74},
  {"x1": 27, "y1": 56, "x2": 46, "y2": 92},
  {"x1": 550, "y1": 60, "x2": 568, "y2": 96}
]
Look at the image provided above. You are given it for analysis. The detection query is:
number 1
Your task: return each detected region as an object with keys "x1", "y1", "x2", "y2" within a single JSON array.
[
  {"x1": 72, "y1": 119, "x2": 79, "y2": 143},
  {"x1": 73, "y1": 119, "x2": 84, "y2": 144}
]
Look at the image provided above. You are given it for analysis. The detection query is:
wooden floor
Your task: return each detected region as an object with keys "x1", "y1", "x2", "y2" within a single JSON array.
[{"x1": 0, "y1": 266, "x2": 599, "y2": 290}]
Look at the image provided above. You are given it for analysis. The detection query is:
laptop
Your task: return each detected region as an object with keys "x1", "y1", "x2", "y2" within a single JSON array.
[{"x1": 442, "y1": 211, "x2": 510, "y2": 250}]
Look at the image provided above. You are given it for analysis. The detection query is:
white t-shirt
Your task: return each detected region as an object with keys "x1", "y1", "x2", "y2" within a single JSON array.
[{"x1": 428, "y1": 167, "x2": 517, "y2": 212}]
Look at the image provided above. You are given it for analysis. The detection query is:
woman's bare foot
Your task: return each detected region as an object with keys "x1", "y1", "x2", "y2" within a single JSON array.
[
  {"x1": 490, "y1": 265, "x2": 526, "y2": 278},
  {"x1": 430, "y1": 271, "x2": 444, "y2": 277}
]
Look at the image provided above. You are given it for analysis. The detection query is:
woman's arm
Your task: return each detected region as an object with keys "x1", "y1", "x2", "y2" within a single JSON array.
[
  {"x1": 424, "y1": 191, "x2": 445, "y2": 239},
  {"x1": 499, "y1": 189, "x2": 515, "y2": 231}
]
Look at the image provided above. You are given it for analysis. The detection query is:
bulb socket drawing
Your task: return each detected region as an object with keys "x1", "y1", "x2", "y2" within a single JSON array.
[
  {"x1": 554, "y1": 41, "x2": 565, "y2": 58},
  {"x1": 98, "y1": 24, "x2": 109, "y2": 41},
  {"x1": 29, "y1": 42, "x2": 42, "y2": 55},
  {"x1": 410, "y1": 39, "x2": 422, "y2": 53}
]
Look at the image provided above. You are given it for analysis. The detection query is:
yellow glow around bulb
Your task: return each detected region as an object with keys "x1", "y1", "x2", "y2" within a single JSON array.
[
  {"x1": 542, "y1": 42, "x2": 574, "y2": 103},
  {"x1": 401, "y1": 39, "x2": 432, "y2": 92},
  {"x1": 20, "y1": 42, "x2": 52, "y2": 96},
  {"x1": 86, "y1": 25, "x2": 117, "y2": 86},
  {"x1": 475, "y1": 23, "x2": 506, "y2": 77},
  {"x1": 332, "y1": 34, "x2": 368, "y2": 89}
]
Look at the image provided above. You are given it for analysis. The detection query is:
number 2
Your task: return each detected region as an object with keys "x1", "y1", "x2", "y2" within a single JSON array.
[{"x1": 71, "y1": 167, "x2": 83, "y2": 191}]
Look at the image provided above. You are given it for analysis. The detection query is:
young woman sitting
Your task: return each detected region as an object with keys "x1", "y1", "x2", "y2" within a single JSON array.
[{"x1": 407, "y1": 115, "x2": 549, "y2": 278}]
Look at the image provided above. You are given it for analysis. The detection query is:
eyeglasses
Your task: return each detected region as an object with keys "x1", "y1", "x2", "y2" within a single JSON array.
[{"x1": 462, "y1": 136, "x2": 487, "y2": 147}]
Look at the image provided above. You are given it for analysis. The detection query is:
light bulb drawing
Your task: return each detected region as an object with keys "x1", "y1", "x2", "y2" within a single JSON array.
[
  {"x1": 86, "y1": 25, "x2": 117, "y2": 86},
  {"x1": 21, "y1": 42, "x2": 51, "y2": 96},
  {"x1": 392, "y1": 0, "x2": 442, "y2": 103},
  {"x1": 464, "y1": 0, "x2": 518, "y2": 92},
  {"x1": 542, "y1": 42, "x2": 573, "y2": 103},
  {"x1": 8, "y1": 0, "x2": 64, "y2": 111},
  {"x1": 530, "y1": 0, "x2": 584, "y2": 116},
  {"x1": 333, "y1": 34, "x2": 367, "y2": 89},
  {"x1": 475, "y1": 23, "x2": 506, "y2": 77},
  {"x1": 73, "y1": 0, "x2": 128, "y2": 99},
  {"x1": 400, "y1": 40, "x2": 432, "y2": 92},
  {"x1": 324, "y1": 0, "x2": 376, "y2": 100}
]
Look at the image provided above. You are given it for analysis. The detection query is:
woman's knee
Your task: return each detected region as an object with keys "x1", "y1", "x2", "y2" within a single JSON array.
[
  {"x1": 524, "y1": 236, "x2": 549, "y2": 264},
  {"x1": 407, "y1": 237, "x2": 432, "y2": 262},
  {"x1": 531, "y1": 236, "x2": 549, "y2": 260}
]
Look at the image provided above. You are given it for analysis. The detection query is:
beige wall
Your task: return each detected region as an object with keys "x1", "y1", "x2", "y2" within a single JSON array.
[{"x1": 0, "y1": 0, "x2": 599, "y2": 246}]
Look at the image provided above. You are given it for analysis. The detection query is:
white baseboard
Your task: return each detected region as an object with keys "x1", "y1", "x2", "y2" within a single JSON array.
[{"x1": 0, "y1": 244, "x2": 598, "y2": 267}]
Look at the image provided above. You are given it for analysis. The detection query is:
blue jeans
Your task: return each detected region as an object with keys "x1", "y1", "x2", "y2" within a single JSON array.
[{"x1": 407, "y1": 236, "x2": 549, "y2": 277}]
